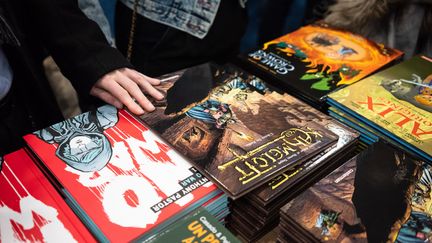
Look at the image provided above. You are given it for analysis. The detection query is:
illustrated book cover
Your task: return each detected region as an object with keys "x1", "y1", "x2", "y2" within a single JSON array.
[
  {"x1": 248, "y1": 96, "x2": 359, "y2": 205},
  {"x1": 139, "y1": 63, "x2": 338, "y2": 199},
  {"x1": 0, "y1": 149, "x2": 94, "y2": 242},
  {"x1": 239, "y1": 23, "x2": 402, "y2": 105},
  {"x1": 144, "y1": 208, "x2": 240, "y2": 243},
  {"x1": 24, "y1": 105, "x2": 219, "y2": 242},
  {"x1": 328, "y1": 55, "x2": 432, "y2": 162},
  {"x1": 281, "y1": 141, "x2": 431, "y2": 242}
]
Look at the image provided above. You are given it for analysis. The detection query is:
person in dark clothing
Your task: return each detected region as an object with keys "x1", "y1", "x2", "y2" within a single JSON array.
[
  {"x1": 0, "y1": 0, "x2": 164, "y2": 156},
  {"x1": 115, "y1": 0, "x2": 248, "y2": 77}
]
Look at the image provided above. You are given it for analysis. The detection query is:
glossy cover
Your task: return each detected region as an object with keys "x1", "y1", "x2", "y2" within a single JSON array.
[
  {"x1": 241, "y1": 23, "x2": 402, "y2": 103},
  {"x1": 282, "y1": 141, "x2": 431, "y2": 242},
  {"x1": 144, "y1": 208, "x2": 240, "y2": 243},
  {"x1": 252, "y1": 119, "x2": 358, "y2": 204},
  {"x1": 24, "y1": 106, "x2": 218, "y2": 242},
  {"x1": 328, "y1": 55, "x2": 432, "y2": 161},
  {"x1": 0, "y1": 149, "x2": 94, "y2": 242},
  {"x1": 139, "y1": 63, "x2": 338, "y2": 198}
]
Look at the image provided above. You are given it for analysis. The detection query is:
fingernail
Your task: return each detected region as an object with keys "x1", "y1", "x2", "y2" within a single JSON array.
[{"x1": 138, "y1": 107, "x2": 145, "y2": 114}]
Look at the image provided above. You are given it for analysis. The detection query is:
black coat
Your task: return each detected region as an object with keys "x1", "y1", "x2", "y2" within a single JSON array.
[{"x1": 0, "y1": 0, "x2": 131, "y2": 129}]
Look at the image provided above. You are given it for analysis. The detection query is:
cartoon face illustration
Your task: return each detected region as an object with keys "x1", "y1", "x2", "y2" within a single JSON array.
[
  {"x1": 305, "y1": 33, "x2": 368, "y2": 62},
  {"x1": 35, "y1": 106, "x2": 119, "y2": 172}
]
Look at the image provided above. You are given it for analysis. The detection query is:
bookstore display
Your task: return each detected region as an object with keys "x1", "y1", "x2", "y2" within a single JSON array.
[
  {"x1": 2, "y1": 20, "x2": 432, "y2": 243},
  {"x1": 238, "y1": 23, "x2": 402, "y2": 109}
]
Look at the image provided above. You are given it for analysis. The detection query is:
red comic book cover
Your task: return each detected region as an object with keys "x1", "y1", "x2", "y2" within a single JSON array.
[
  {"x1": 0, "y1": 149, "x2": 95, "y2": 242},
  {"x1": 23, "y1": 105, "x2": 219, "y2": 242}
]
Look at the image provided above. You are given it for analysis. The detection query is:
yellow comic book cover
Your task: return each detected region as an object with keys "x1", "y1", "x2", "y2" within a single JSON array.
[{"x1": 328, "y1": 55, "x2": 432, "y2": 159}]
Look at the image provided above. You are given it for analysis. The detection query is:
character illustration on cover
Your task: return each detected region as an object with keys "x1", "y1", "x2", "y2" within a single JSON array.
[
  {"x1": 263, "y1": 25, "x2": 393, "y2": 91},
  {"x1": 396, "y1": 165, "x2": 432, "y2": 242},
  {"x1": 35, "y1": 105, "x2": 118, "y2": 172},
  {"x1": 381, "y1": 73, "x2": 432, "y2": 113},
  {"x1": 185, "y1": 76, "x2": 268, "y2": 129}
]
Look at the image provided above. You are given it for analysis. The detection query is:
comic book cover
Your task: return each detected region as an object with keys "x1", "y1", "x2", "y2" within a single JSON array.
[
  {"x1": 250, "y1": 106, "x2": 359, "y2": 204},
  {"x1": 23, "y1": 106, "x2": 219, "y2": 242},
  {"x1": 0, "y1": 149, "x2": 94, "y2": 242},
  {"x1": 328, "y1": 55, "x2": 432, "y2": 161},
  {"x1": 240, "y1": 23, "x2": 402, "y2": 104},
  {"x1": 144, "y1": 208, "x2": 240, "y2": 243},
  {"x1": 282, "y1": 141, "x2": 432, "y2": 242},
  {"x1": 139, "y1": 62, "x2": 338, "y2": 199}
]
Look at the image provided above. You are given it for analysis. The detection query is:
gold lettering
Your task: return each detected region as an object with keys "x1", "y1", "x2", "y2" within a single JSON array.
[
  {"x1": 268, "y1": 148, "x2": 283, "y2": 160},
  {"x1": 201, "y1": 233, "x2": 219, "y2": 243},
  {"x1": 188, "y1": 221, "x2": 201, "y2": 231},
  {"x1": 252, "y1": 156, "x2": 268, "y2": 167},
  {"x1": 182, "y1": 236, "x2": 196, "y2": 243}
]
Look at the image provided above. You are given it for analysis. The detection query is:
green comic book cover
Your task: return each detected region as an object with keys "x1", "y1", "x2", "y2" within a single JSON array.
[{"x1": 144, "y1": 208, "x2": 240, "y2": 243}]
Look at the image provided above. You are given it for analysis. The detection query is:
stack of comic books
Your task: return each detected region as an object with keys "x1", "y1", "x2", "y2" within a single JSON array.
[
  {"x1": 0, "y1": 149, "x2": 94, "y2": 242},
  {"x1": 138, "y1": 62, "x2": 339, "y2": 200},
  {"x1": 278, "y1": 141, "x2": 430, "y2": 242},
  {"x1": 227, "y1": 97, "x2": 360, "y2": 241},
  {"x1": 237, "y1": 23, "x2": 402, "y2": 110},
  {"x1": 327, "y1": 55, "x2": 432, "y2": 163},
  {"x1": 23, "y1": 105, "x2": 226, "y2": 242}
]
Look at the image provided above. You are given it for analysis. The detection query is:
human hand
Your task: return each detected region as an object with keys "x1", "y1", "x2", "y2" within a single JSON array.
[{"x1": 90, "y1": 68, "x2": 164, "y2": 115}]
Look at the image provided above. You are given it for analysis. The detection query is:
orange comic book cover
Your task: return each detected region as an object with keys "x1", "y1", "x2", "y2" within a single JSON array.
[{"x1": 241, "y1": 23, "x2": 403, "y2": 105}]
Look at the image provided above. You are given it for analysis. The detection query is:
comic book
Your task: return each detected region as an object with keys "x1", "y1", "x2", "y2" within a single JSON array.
[
  {"x1": 138, "y1": 63, "x2": 339, "y2": 199},
  {"x1": 280, "y1": 141, "x2": 432, "y2": 242},
  {"x1": 0, "y1": 149, "x2": 94, "y2": 242},
  {"x1": 239, "y1": 23, "x2": 402, "y2": 107},
  {"x1": 250, "y1": 106, "x2": 359, "y2": 205},
  {"x1": 328, "y1": 55, "x2": 432, "y2": 162},
  {"x1": 144, "y1": 208, "x2": 240, "y2": 243},
  {"x1": 24, "y1": 106, "x2": 220, "y2": 242}
]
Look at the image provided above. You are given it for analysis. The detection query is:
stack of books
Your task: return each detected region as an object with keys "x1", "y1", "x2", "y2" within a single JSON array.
[
  {"x1": 136, "y1": 61, "x2": 362, "y2": 241},
  {"x1": 237, "y1": 23, "x2": 402, "y2": 110},
  {"x1": 327, "y1": 55, "x2": 432, "y2": 162},
  {"x1": 23, "y1": 105, "x2": 227, "y2": 242},
  {"x1": 138, "y1": 62, "x2": 339, "y2": 200},
  {"x1": 227, "y1": 93, "x2": 360, "y2": 241},
  {"x1": 0, "y1": 149, "x2": 94, "y2": 242},
  {"x1": 278, "y1": 141, "x2": 430, "y2": 242}
]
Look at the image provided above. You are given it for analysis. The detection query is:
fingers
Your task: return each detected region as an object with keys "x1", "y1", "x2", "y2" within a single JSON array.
[
  {"x1": 90, "y1": 86, "x2": 123, "y2": 109},
  {"x1": 115, "y1": 74, "x2": 156, "y2": 112},
  {"x1": 125, "y1": 69, "x2": 164, "y2": 100},
  {"x1": 91, "y1": 68, "x2": 167, "y2": 115},
  {"x1": 93, "y1": 73, "x2": 146, "y2": 114}
]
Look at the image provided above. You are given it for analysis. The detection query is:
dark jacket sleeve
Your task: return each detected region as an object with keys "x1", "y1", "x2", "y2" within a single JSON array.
[{"x1": 26, "y1": 0, "x2": 133, "y2": 97}]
